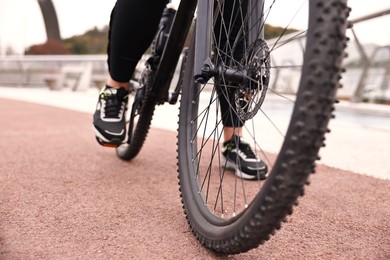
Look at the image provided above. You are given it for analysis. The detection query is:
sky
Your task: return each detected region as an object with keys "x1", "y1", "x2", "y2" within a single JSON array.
[{"x1": 0, "y1": 0, "x2": 389, "y2": 54}]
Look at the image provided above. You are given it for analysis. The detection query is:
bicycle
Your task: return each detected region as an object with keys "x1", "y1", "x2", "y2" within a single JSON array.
[{"x1": 115, "y1": 0, "x2": 350, "y2": 254}]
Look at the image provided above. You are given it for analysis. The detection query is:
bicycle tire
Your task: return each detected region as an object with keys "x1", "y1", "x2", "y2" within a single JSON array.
[
  {"x1": 116, "y1": 67, "x2": 157, "y2": 161},
  {"x1": 116, "y1": 6, "x2": 180, "y2": 161},
  {"x1": 178, "y1": 0, "x2": 350, "y2": 254}
]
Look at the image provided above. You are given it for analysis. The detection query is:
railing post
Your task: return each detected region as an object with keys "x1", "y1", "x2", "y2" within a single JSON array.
[{"x1": 351, "y1": 28, "x2": 371, "y2": 103}]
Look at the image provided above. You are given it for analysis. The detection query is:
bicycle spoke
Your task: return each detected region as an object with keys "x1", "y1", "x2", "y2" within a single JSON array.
[{"x1": 178, "y1": 0, "x2": 349, "y2": 253}]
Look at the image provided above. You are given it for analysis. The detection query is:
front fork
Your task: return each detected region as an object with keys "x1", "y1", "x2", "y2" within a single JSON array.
[{"x1": 193, "y1": 0, "x2": 265, "y2": 85}]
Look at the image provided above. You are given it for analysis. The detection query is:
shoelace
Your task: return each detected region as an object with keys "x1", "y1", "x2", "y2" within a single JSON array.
[
  {"x1": 102, "y1": 90, "x2": 123, "y2": 118},
  {"x1": 238, "y1": 142, "x2": 257, "y2": 159},
  {"x1": 224, "y1": 136, "x2": 257, "y2": 160}
]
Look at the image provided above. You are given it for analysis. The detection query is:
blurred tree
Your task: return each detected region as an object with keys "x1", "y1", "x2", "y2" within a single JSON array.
[
  {"x1": 63, "y1": 26, "x2": 108, "y2": 54},
  {"x1": 25, "y1": 39, "x2": 68, "y2": 55},
  {"x1": 24, "y1": 24, "x2": 295, "y2": 55},
  {"x1": 265, "y1": 24, "x2": 298, "y2": 40}
]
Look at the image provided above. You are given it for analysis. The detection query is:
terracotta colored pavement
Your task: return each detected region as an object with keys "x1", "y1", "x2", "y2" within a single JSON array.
[{"x1": 0, "y1": 98, "x2": 389, "y2": 259}]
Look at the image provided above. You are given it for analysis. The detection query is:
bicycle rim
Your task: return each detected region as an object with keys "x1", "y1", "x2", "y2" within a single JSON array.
[{"x1": 178, "y1": 0, "x2": 350, "y2": 254}]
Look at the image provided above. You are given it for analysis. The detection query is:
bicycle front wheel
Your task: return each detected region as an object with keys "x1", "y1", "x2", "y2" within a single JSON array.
[{"x1": 178, "y1": 0, "x2": 350, "y2": 254}]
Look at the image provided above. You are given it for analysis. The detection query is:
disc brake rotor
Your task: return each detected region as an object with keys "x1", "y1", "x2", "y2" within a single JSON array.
[{"x1": 235, "y1": 39, "x2": 270, "y2": 121}]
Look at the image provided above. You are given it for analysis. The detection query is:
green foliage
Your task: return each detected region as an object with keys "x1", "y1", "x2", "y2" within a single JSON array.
[
  {"x1": 264, "y1": 24, "x2": 298, "y2": 40},
  {"x1": 25, "y1": 23, "x2": 296, "y2": 55},
  {"x1": 63, "y1": 26, "x2": 109, "y2": 54},
  {"x1": 25, "y1": 39, "x2": 68, "y2": 55}
]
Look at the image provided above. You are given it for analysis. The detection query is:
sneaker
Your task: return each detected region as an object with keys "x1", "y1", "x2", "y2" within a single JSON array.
[
  {"x1": 222, "y1": 135, "x2": 268, "y2": 180},
  {"x1": 93, "y1": 86, "x2": 128, "y2": 147}
]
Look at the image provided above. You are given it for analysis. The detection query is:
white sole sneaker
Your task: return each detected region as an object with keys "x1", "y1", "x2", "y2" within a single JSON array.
[{"x1": 222, "y1": 157, "x2": 265, "y2": 180}]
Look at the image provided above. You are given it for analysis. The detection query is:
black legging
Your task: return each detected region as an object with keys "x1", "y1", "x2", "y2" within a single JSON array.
[
  {"x1": 107, "y1": 0, "x2": 167, "y2": 82},
  {"x1": 107, "y1": 0, "x2": 246, "y2": 128}
]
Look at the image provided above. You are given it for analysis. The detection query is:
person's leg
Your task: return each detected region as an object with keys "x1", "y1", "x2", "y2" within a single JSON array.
[
  {"x1": 93, "y1": 0, "x2": 167, "y2": 146},
  {"x1": 107, "y1": 0, "x2": 168, "y2": 89},
  {"x1": 214, "y1": 0, "x2": 247, "y2": 142},
  {"x1": 223, "y1": 127, "x2": 242, "y2": 143},
  {"x1": 216, "y1": 0, "x2": 267, "y2": 179},
  {"x1": 218, "y1": 85, "x2": 245, "y2": 142}
]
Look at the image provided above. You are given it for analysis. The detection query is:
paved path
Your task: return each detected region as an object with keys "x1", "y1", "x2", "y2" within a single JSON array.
[
  {"x1": 1, "y1": 86, "x2": 389, "y2": 180},
  {"x1": 0, "y1": 89, "x2": 389, "y2": 259}
]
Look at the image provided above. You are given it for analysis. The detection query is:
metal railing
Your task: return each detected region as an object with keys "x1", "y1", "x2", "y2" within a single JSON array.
[
  {"x1": 348, "y1": 8, "x2": 390, "y2": 102},
  {"x1": 0, "y1": 8, "x2": 389, "y2": 102},
  {"x1": 270, "y1": 9, "x2": 390, "y2": 102},
  {"x1": 0, "y1": 55, "x2": 108, "y2": 89}
]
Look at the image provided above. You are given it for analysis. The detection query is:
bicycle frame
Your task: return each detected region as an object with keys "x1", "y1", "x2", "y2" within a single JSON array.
[
  {"x1": 152, "y1": 0, "x2": 266, "y2": 104},
  {"x1": 152, "y1": 0, "x2": 196, "y2": 103},
  {"x1": 194, "y1": 0, "x2": 265, "y2": 83}
]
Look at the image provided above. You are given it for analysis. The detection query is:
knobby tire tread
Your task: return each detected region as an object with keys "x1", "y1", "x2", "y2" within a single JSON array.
[
  {"x1": 177, "y1": 0, "x2": 350, "y2": 255},
  {"x1": 116, "y1": 73, "x2": 156, "y2": 161}
]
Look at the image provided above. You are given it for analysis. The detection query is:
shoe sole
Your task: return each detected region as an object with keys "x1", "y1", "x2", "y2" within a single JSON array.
[{"x1": 93, "y1": 126, "x2": 127, "y2": 148}]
